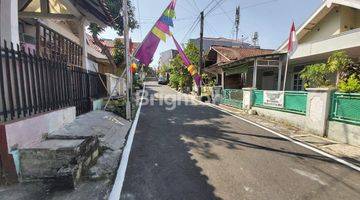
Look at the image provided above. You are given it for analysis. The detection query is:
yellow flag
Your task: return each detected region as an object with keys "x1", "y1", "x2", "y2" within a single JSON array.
[{"x1": 152, "y1": 27, "x2": 166, "y2": 42}]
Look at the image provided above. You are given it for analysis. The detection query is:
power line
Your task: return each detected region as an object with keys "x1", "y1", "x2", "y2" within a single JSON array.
[
  {"x1": 191, "y1": 0, "x2": 201, "y2": 12},
  {"x1": 203, "y1": 0, "x2": 217, "y2": 12},
  {"x1": 181, "y1": 15, "x2": 200, "y2": 43},
  {"x1": 205, "y1": 0, "x2": 227, "y2": 17},
  {"x1": 141, "y1": 0, "x2": 279, "y2": 22},
  {"x1": 213, "y1": 0, "x2": 232, "y2": 23},
  {"x1": 136, "y1": 0, "x2": 143, "y2": 39}
]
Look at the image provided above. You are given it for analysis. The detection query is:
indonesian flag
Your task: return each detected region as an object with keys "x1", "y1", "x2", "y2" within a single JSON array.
[{"x1": 287, "y1": 22, "x2": 298, "y2": 57}]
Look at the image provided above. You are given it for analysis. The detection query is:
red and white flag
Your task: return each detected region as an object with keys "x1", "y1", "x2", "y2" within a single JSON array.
[{"x1": 287, "y1": 22, "x2": 298, "y2": 56}]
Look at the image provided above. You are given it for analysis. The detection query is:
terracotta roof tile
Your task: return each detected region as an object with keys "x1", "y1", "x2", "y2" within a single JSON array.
[{"x1": 211, "y1": 46, "x2": 274, "y2": 62}]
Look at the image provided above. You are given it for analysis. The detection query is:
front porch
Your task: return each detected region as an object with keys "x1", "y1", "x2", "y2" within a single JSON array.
[{"x1": 206, "y1": 53, "x2": 285, "y2": 91}]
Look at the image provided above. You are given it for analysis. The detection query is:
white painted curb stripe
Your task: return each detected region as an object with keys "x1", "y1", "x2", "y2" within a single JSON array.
[
  {"x1": 108, "y1": 84, "x2": 146, "y2": 200},
  {"x1": 203, "y1": 102, "x2": 360, "y2": 172},
  {"x1": 168, "y1": 87, "x2": 360, "y2": 172}
]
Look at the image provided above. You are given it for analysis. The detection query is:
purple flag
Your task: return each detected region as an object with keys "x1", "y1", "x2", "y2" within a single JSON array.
[
  {"x1": 135, "y1": 33, "x2": 160, "y2": 66},
  {"x1": 134, "y1": 0, "x2": 176, "y2": 65},
  {"x1": 172, "y1": 35, "x2": 201, "y2": 86},
  {"x1": 172, "y1": 35, "x2": 191, "y2": 66}
]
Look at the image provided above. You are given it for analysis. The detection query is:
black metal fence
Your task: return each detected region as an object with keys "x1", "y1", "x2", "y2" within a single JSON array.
[{"x1": 0, "y1": 41, "x2": 108, "y2": 122}]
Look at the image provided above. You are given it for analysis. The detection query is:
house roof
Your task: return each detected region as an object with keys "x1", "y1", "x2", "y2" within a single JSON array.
[
  {"x1": 86, "y1": 35, "x2": 140, "y2": 58},
  {"x1": 204, "y1": 46, "x2": 278, "y2": 74},
  {"x1": 210, "y1": 46, "x2": 274, "y2": 62},
  {"x1": 277, "y1": 0, "x2": 360, "y2": 51},
  {"x1": 19, "y1": 0, "x2": 112, "y2": 26}
]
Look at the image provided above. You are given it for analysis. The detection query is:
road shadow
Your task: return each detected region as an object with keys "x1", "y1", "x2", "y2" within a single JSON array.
[{"x1": 121, "y1": 84, "x2": 358, "y2": 200}]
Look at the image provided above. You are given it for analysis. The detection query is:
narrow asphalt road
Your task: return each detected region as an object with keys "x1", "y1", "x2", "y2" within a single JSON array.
[{"x1": 121, "y1": 82, "x2": 360, "y2": 200}]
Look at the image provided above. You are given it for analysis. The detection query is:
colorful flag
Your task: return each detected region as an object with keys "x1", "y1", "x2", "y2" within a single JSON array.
[
  {"x1": 172, "y1": 35, "x2": 201, "y2": 86},
  {"x1": 287, "y1": 22, "x2": 298, "y2": 57},
  {"x1": 134, "y1": 0, "x2": 176, "y2": 66}
]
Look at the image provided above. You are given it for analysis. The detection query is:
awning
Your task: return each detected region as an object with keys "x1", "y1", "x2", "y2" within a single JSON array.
[{"x1": 224, "y1": 64, "x2": 248, "y2": 76}]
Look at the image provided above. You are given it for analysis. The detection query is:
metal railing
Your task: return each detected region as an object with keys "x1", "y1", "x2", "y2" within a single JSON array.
[
  {"x1": 0, "y1": 40, "x2": 107, "y2": 122},
  {"x1": 330, "y1": 92, "x2": 360, "y2": 125},
  {"x1": 253, "y1": 90, "x2": 307, "y2": 115},
  {"x1": 221, "y1": 89, "x2": 243, "y2": 109}
]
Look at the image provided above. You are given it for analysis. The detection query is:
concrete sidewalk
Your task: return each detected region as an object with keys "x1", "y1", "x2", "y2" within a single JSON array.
[
  {"x1": 172, "y1": 87, "x2": 360, "y2": 167},
  {"x1": 0, "y1": 110, "x2": 131, "y2": 200},
  {"x1": 217, "y1": 104, "x2": 360, "y2": 167}
]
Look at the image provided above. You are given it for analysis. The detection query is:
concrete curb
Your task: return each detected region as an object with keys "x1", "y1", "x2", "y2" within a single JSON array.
[{"x1": 167, "y1": 86, "x2": 360, "y2": 172}]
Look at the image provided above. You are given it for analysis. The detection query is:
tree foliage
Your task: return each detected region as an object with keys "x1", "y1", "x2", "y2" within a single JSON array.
[
  {"x1": 169, "y1": 42, "x2": 199, "y2": 92},
  {"x1": 113, "y1": 39, "x2": 125, "y2": 66},
  {"x1": 88, "y1": 0, "x2": 138, "y2": 73},
  {"x1": 301, "y1": 51, "x2": 360, "y2": 92}
]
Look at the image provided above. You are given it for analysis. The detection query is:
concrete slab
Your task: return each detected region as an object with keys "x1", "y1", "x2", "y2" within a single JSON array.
[
  {"x1": 49, "y1": 110, "x2": 131, "y2": 150},
  {"x1": 28, "y1": 139, "x2": 85, "y2": 150}
]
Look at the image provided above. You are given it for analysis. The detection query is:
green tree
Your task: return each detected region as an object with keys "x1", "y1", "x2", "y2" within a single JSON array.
[
  {"x1": 158, "y1": 64, "x2": 169, "y2": 77},
  {"x1": 88, "y1": 0, "x2": 138, "y2": 73},
  {"x1": 301, "y1": 51, "x2": 360, "y2": 92},
  {"x1": 169, "y1": 42, "x2": 199, "y2": 92}
]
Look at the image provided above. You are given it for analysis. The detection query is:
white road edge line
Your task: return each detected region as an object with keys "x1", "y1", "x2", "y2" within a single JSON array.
[
  {"x1": 108, "y1": 84, "x2": 146, "y2": 200},
  {"x1": 169, "y1": 87, "x2": 360, "y2": 172}
]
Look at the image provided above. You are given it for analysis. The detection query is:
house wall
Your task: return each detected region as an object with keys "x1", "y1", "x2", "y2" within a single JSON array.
[
  {"x1": 340, "y1": 7, "x2": 360, "y2": 32},
  {"x1": 88, "y1": 58, "x2": 99, "y2": 72},
  {"x1": 4, "y1": 107, "x2": 76, "y2": 152},
  {"x1": 328, "y1": 121, "x2": 360, "y2": 147},
  {"x1": 357, "y1": 10, "x2": 360, "y2": 27},
  {"x1": 300, "y1": 8, "x2": 341, "y2": 44},
  {"x1": 0, "y1": 0, "x2": 19, "y2": 45}
]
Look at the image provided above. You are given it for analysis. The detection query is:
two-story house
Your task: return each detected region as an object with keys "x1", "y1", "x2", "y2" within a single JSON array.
[{"x1": 278, "y1": 0, "x2": 360, "y2": 91}]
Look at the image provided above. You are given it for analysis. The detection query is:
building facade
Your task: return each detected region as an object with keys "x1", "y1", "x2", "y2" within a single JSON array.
[
  {"x1": 278, "y1": 0, "x2": 360, "y2": 91},
  {"x1": 190, "y1": 37, "x2": 255, "y2": 52},
  {"x1": 159, "y1": 49, "x2": 178, "y2": 67}
]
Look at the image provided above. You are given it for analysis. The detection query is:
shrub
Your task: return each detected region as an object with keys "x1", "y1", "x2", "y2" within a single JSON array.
[
  {"x1": 300, "y1": 63, "x2": 330, "y2": 88},
  {"x1": 338, "y1": 74, "x2": 360, "y2": 93},
  {"x1": 301, "y1": 51, "x2": 360, "y2": 92}
]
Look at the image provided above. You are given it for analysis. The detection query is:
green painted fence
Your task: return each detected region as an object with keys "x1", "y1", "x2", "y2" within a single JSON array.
[
  {"x1": 330, "y1": 93, "x2": 360, "y2": 125},
  {"x1": 221, "y1": 89, "x2": 243, "y2": 109},
  {"x1": 253, "y1": 90, "x2": 308, "y2": 115}
]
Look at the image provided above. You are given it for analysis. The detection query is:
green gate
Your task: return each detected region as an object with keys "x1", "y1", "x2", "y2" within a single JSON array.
[{"x1": 221, "y1": 89, "x2": 243, "y2": 109}]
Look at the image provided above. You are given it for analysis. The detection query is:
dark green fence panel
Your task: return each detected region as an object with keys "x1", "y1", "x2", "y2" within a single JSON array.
[
  {"x1": 330, "y1": 93, "x2": 360, "y2": 125},
  {"x1": 221, "y1": 89, "x2": 243, "y2": 109},
  {"x1": 253, "y1": 90, "x2": 264, "y2": 106},
  {"x1": 284, "y1": 91, "x2": 307, "y2": 114},
  {"x1": 253, "y1": 90, "x2": 307, "y2": 115}
]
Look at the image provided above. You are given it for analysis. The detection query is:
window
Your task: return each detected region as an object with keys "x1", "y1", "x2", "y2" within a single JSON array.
[{"x1": 293, "y1": 73, "x2": 303, "y2": 91}]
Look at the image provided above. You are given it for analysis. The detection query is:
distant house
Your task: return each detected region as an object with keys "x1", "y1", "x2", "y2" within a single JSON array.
[
  {"x1": 204, "y1": 46, "x2": 280, "y2": 90},
  {"x1": 190, "y1": 37, "x2": 256, "y2": 52},
  {"x1": 277, "y1": 0, "x2": 360, "y2": 90},
  {"x1": 90, "y1": 37, "x2": 140, "y2": 74},
  {"x1": 158, "y1": 49, "x2": 178, "y2": 67}
]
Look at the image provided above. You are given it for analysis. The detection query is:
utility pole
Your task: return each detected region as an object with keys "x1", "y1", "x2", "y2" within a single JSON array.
[
  {"x1": 235, "y1": 6, "x2": 240, "y2": 41},
  {"x1": 198, "y1": 11, "x2": 204, "y2": 96},
  {"x1": 123, "y1": 0, "x2": 131, "y2": 120}
]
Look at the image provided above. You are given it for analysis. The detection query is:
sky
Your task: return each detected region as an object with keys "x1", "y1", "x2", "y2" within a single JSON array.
[{"x1": 99, "y1": 0, "x2": 323, "y2": 68}]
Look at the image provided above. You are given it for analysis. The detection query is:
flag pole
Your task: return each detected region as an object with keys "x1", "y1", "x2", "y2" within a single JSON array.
[
  {"x1": 282, "y1": 52, "x2": 289, "y2": 91},
  {"x1": 123, "y1": 0, "x2": 131, "y2": 120}
]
